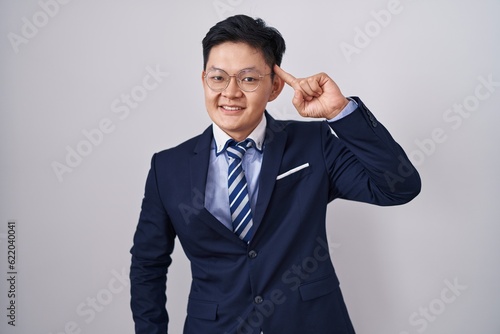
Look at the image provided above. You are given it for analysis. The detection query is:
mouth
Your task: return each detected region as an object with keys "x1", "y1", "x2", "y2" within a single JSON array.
[{"x1": 219, "y1": 105, "x2": 245, "y2": 113}]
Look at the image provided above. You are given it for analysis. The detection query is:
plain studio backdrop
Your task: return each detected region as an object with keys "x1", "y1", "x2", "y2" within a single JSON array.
[{"x1": 1, "y1": 0, "x2": 499, "y2": 333}]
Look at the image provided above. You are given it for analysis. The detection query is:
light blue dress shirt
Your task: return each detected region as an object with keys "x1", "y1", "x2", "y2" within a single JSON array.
[{"x1": 205, "y1": 99, "x2": 358, "y2": 230}]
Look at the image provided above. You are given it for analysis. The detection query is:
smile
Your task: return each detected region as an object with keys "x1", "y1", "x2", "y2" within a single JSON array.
[{"x1": 221, "y1": 106, "x2": 244, "y2": 111}]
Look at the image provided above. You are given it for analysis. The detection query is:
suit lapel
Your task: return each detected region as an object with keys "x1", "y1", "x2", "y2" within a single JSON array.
[
  {"x1": 252, "y1": 113, "x2": 287, "y2": 235},
  {"x1": 190, "y1": 126, "x2": 212, "y2": 203},
  {"x1": 189, "y1": 114, "x2": 288, "y2": 245},
  {"x1": 190, "y1": 125, "x2": 244, "y2": 244}
]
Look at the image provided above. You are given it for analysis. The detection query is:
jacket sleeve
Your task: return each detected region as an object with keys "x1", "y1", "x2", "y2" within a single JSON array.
[
  {"x1": 130, "y1": 153, "x2": 176, "y2": 334},
  {"x1": 324, "y1": 96, "x2": 421, "y2": 205}
]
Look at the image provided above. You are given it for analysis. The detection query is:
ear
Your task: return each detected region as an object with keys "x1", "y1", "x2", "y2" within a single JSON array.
[
  {"x1": 201, "y1": 70, "x2": 206, "y2": 86},
  {"x1": 268, "y1": 74, "x2": 285, "y2": 102}
]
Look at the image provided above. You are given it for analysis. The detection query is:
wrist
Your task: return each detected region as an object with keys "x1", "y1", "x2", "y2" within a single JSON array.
[{"x1": 325, "y1": 97, "x2": 350, "y2": 119}]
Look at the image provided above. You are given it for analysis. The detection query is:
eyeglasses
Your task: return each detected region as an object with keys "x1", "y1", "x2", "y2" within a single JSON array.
[{"x1": 204, "y1": 68, "x2": 272, "y2": 92}]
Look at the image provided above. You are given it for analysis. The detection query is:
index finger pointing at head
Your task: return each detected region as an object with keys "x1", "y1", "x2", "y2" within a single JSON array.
[{"x1": 273, "y1": 65, "x2": 297, "y2": 88}]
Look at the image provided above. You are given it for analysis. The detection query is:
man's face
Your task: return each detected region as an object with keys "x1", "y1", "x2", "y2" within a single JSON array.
[{"x1": 202, "y1": 42, "x2": 283, "y2": 142}]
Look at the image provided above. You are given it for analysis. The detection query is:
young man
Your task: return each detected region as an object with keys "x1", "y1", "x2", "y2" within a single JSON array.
[{"x1": 130, "y1": 15, "x2": 421, "y2": 334}]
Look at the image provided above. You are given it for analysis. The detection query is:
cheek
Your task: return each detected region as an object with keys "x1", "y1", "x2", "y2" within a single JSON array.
[
  {"x1": 249, "y1": 94, "x2": 270, "y2": 109},
  {"x1": 253, "y1": 85, "x2": 273, "y2": 104},
  {"x1": 204, "y1": 90, "x2": 219, "y2": 105}
]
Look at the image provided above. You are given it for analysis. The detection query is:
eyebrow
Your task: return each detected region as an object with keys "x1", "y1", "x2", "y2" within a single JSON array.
[{"x1": 209, "y1": 66, "x2": 258, "y2": 72}]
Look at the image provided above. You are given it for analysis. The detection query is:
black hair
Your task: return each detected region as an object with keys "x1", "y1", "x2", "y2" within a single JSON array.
[{"x1": 202, "y1": 15, "x2": 286, "y2": 70}]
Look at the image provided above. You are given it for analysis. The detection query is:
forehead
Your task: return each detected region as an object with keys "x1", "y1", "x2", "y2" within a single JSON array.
[{"x1": 206, "y1": 42, "x2": 268, "y2": 72}]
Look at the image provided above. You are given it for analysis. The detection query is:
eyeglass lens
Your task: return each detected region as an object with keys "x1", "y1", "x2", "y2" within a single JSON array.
[{"x1": 205, "y1": 69, "x2": 263, "y2": 92}]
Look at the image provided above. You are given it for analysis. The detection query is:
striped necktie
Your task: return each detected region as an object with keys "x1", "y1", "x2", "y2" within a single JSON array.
[{"x1": 226, "y1": 139, "x2": 254, "y2": 242}]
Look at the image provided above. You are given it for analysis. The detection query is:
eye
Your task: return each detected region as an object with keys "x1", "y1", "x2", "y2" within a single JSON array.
[
  {"x1": 207, "y1": 70, "x2": 228, "y2": 82},
  {"x1": 241, "y1": 76, "x2": 258, "y2": 83},
  {"x1": 210, "y1": 75, "x2": 224, "y2": 82}
]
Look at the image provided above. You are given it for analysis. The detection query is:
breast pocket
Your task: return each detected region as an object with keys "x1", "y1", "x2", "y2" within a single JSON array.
[{"x1": 275, "y1": 162, "x2": 312, "y2": 190}]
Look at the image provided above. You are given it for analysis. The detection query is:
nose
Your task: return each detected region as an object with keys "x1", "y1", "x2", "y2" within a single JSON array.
[{"x1": 222, "y1": 76, "x2": 243, "y2": 99}]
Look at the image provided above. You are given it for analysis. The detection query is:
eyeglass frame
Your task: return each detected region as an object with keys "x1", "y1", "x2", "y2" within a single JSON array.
[{"x1": 203, "y1": 67, "x2": 274, "y2": 92}]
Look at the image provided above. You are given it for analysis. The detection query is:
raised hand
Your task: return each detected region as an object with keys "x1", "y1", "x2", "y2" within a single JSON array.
[{"x1": 274, "y1": 65, "x2": 349, "y2": 119}]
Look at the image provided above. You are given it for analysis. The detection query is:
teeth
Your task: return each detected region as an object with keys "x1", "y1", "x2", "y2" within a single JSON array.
[{"x1": 222, "y1": 106, "x2": 242, "y2": 111}]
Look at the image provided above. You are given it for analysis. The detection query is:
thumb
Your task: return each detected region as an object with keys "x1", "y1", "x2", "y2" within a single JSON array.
[{"x1": 292, "y1": 89, "x2": 305, "y2": 114}]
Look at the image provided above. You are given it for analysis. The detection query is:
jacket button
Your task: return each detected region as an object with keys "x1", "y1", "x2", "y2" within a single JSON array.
[
  {"x1": 248, "y1": 250, "x2": 258, "y2": 259},
  {"x1": 254, "y1": 296, "x2": 263, "y2": 304}
]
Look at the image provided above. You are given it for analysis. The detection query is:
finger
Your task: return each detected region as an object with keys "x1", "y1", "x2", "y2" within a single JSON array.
[
  {"x1": 273, "y1": 65, "x2": 298, "y2": 88},
  {"x1": 298, "y1": 77, "x2": 323, "y2": 98},
  {"x1": 292, "y1": 89, "x2": 306, "y2": 113}
]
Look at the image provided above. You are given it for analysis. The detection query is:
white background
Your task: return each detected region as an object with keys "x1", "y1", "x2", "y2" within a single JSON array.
[{"x1": 1, "y1": 0, "x2": 499, "y2": 333}]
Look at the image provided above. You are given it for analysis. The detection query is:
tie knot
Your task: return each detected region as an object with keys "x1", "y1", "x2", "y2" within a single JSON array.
[{"x1": 226, "y1": 139, "x2": 252, "y2": 160}]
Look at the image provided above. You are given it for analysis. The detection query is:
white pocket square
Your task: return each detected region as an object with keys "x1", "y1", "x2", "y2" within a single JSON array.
[{"x1": 276, "y1": 163, "x2": 310, "y2": 180}]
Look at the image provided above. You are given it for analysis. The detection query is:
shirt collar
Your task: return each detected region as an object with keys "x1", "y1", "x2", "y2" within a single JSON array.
[{"x1": 213, "y1": 114, "x2": 266, "y2": 155}]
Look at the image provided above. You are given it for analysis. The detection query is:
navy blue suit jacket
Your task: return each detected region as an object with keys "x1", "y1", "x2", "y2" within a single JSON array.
[{"x1": 130, "y1": 97, "x2": 421, "y2": 334}]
